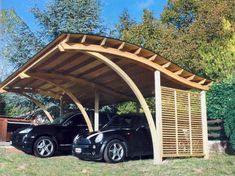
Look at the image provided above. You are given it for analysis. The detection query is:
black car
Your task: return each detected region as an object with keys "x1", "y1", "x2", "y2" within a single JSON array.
[
  {"x1": 72, "y1": 114, "x2": 153, "y2": 163},
  {"x1": 11, "y1": 111, "x2": 110, "y2": 158}
]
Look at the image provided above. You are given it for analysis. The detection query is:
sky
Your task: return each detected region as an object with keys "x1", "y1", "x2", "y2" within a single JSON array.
[{"x1": 1, "y1": 0, "x2": 168, "y2": 32}]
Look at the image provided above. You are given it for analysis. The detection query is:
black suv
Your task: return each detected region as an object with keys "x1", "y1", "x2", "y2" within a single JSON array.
[
  {"x1": 11, "y1": 111, "x2": 110, "y2": 157},
  {"x1": 72, "y1": 114, "x2": 153, "y2": 163}
]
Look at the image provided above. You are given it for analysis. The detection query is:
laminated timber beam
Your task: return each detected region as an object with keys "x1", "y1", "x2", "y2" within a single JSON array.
[{"x1": 83, "y1": 51, "x2": 159, "y2": 164}]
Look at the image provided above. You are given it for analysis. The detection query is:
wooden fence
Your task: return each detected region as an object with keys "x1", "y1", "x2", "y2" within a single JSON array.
[
  {"x1": 161, "y1": 87, "x2": 204, "y2": 157},
  {"x1": 0, "y1": 117, "x2": 33, "y2": 142},
  {"x1": 208, "y1": 119, "x2": 227, "y2": 140}
]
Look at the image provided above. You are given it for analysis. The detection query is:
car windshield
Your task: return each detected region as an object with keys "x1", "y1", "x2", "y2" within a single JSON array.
[
  {"x1": 51, "y1": 112, "x2": 76, "y2": 125},
  {"x1": 101, "y1": 115, "x2": 133, "y2": 130}
]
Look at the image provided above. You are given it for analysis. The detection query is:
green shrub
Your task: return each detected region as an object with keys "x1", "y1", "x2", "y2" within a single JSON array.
[
  {"x1": 224, "y1": 93, "x2": 235, "y2": 150},
  {"x1": 207, "y1": 79, "x2": 235, "y2": 150},
  {"x1": 207, "y1": 81, "x2": 235, "y2": 119}
]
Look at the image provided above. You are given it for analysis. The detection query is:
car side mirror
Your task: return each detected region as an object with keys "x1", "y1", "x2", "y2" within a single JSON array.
[{"x1": 136, "y1": 125, "x2": 146, "y2": 131}]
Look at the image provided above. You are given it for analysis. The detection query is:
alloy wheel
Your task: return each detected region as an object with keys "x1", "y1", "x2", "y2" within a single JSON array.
[
  {"x1": 36, "y1": 138, "x2": 54, "y2": 157},
  {"x1": 108, "y1": 143, "x2": 124, "y2": 162}
]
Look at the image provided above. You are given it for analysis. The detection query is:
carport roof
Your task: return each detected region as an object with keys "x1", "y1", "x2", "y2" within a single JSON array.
[{"x1": 0, "y1": 34, "x2": 212, "y2": 107}]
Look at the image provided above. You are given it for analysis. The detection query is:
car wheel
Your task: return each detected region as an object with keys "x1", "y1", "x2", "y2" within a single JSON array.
[
  {"x1": 33, "y1": 136, "x2": 55, "y2": 158},
  {"x1": 104, "y1": 139, "x2": 126, "y2": 163}
]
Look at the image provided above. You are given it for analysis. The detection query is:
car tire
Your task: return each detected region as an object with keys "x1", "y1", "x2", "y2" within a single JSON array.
[
  {"x1": 33, "y1": 136, "x2": 56, "y2": 158},
  {"x1": 104, "y1": 139, "x2": 126, "y2": 163}
]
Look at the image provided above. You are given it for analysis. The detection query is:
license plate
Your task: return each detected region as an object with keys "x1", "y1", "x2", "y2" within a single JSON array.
[{"x1": 75, "y1": 148, "x2": 82, "y2": 153}]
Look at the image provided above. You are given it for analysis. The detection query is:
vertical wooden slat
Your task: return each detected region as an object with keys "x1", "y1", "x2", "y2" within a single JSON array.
[
  {"x1": 174, "y1": 90, "x2": 179, "y2": 155},
  {"x1": 188, "y1": 93, "x2": 193, "y2": 155}
]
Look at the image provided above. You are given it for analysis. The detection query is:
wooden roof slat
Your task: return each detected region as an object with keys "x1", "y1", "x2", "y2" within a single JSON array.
[
  {"x1": 81, "y1": 35, "x2": 87, "y2": 43},
  {"x1": 187, "y1": 75, "x2": 196, "y2": 81},
  {"x1": 33, "y1": 52, "x2": 75, "y2": 72},
  {"x1": 198, "y1": 79, "x2": 206, "y2": 85},
  {"x1": 71, "y1": 60, "x2": 102, "y2": 76},
  {"x1": 134, "y1": 48, "x2": 142, "y2": 55},
  {"x1": 100, "y1": 38, "x2": 107, "y2": 46},
  {"x1": 148, "y1": 54, "x2": 157, "y2": 61},
  {"x1": 162, "y1": 62, "x2": 171, "y2": 68},
  {"x1": 63, "y1": 57, "x2": 94, "y2": 75},
  {"x1": 118, "y1": 42, "x2": 125, "y2": 50},
  {"x1": 174, "y1": 69, "x2": 184, "y2": 75},
  {"x1": 49, "y1": 53, "x2": 82, "y2": 72}
]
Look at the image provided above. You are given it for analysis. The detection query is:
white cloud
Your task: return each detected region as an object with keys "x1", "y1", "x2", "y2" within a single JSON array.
[{"x1": 137, "y1": 0, "x2": 155, "y2": 9}]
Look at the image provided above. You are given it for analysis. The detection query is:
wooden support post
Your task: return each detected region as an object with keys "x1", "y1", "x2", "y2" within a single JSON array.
[
  {"x1": 94, "y1": 90, "x2": 99, "y2": 131},
  {"x1": 201, "y1": 91, "x2": 209, "y2": 159},
  {"x1": 154, "y1": 71, "x2": 163, "y2": 164}
]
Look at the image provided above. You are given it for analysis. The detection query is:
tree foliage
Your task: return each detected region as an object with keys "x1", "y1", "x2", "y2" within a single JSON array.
[
  {"x1": 117, "y1": 0, "x2": 235, "y2": 81},
  {"x1": 0, "y1": 9, "x2": 43, "y2": 68},
  {"x1": 224, "y1": 91, "x2": 235, "y2": 150},
  {"x1": 31, "y1": 0, "x2": 103, "y2": 41},
  {"x1": 207, "y1": 81, "x2": 235, "y2": 120},
  {"x1": 0, "y1": 0, "x2": 103, "y2": 116}
]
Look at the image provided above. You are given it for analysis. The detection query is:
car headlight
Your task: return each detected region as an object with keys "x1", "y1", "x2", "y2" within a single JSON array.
[
  {"x1": 95, "y1": 133, "x2": 103, "y2": 143},
  {"x1": 19, "y1": 128, "x2": 32, "y2": 134}
]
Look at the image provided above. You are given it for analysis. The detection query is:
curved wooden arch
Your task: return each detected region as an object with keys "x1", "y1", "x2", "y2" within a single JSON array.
[
  {"x1": 26, "y1": 74, "x2": 94, "y2": 132},
  {"x1": 59, "y1": 42, "x2": 210, "y2": 90},
  {"x1": 12, "y1": 92, "x2": 53, "y2": 122},
  {"x1": 84, "y1": 51, "x2": 159, "y2": 164}
]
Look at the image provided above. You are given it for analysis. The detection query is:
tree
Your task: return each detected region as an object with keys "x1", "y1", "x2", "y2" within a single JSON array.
[
  {"x1": 160, "y1": 0, "x2": 235, "y2": 80},
  {"x1": 31, "y1": 0, "x2": 103, "y2": 41},
  {"x1": 0, "y1": 0, "x2": 103, "y2": 116},
  {"x1": 0, "y1": 9, "x2": 43, "y2": 68},
  {"x1": 161, "y1": 0, "x2": 198, "y2": 29},
  {"x1": 116, "y1": 0, "x2": 235, "y2": 81},
  {"x1": 115, "y1": 9, "x2": 135, "y2": 39}
]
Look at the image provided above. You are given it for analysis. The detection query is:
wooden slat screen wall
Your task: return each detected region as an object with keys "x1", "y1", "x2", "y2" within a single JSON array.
[{"x1": 161, "y1": 87, "x2": 204, "y2": 157}]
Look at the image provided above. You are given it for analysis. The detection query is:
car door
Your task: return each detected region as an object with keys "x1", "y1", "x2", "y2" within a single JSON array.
[
  {"x1": 59, "y1": 114, "x2": 88, "y2": 148},
  {"x1": 130, "y1": 115, "x2": 153, "y2": 156}
]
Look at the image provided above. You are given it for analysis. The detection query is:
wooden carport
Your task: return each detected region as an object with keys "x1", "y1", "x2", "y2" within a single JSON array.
[{"x1": 0, "y1": 34, "x2": 212, "y2": 164}]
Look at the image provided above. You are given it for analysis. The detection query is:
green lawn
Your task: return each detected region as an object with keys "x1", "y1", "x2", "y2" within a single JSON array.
[{"x1": 0, "y1": 149, "x2": 234, "y2": 176}]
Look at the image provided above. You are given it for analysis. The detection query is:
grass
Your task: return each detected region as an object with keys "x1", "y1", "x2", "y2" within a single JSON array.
[{"x1": 0, "y1": 149, "x2": 234, "y2": 176}]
